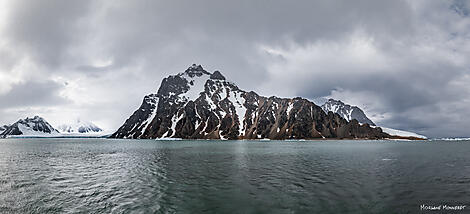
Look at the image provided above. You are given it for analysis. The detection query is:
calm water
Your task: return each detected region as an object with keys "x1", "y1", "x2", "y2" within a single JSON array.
[{"x1": 0, "y1": 139, "x2": 470, "y2": 213}]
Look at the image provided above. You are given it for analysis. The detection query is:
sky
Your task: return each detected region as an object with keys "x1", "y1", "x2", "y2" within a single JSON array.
[{"x1": 0, "y1": 0, "x2": 469, "y2": 138}]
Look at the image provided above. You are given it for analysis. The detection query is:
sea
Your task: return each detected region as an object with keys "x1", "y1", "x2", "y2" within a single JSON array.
[{"x1": 0, "y1": 138, "x2": 469, "y2": 213}]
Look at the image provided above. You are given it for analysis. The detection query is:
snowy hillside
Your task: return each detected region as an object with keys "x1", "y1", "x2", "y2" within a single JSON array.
[
  {"x1": 58, "y1": 119, "x2": 103, "y2": 134},
  {"x1": 379, "y1": 127, "x2": 427, "y2": 139},
  {"x1": 0, "y1": 116, "x2": 59, "y2": 138}
]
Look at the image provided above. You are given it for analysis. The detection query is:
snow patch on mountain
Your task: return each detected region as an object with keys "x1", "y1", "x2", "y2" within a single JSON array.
[
  {"x1": 287, "y1": 101, "x2": 294, "y2": 116},
  {"x1": 179, "y1": 72, "x2": 210, "y2": 101},
  {"x1": 321, "y1": 99, "x2": 375, "y2": 126},
  {"x1": 138, "y1": 98, "x2": 159, "y2": 138},
  {"x1": 227, "y1": 90, "x2": 247, "y2": 136}
]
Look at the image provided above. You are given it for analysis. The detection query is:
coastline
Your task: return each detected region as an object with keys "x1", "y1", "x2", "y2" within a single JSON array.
[{"x1": 1, "y1": 136, "x2": 427, "y2": 141}]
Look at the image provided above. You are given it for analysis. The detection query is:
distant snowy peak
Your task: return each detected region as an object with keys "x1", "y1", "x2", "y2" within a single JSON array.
[
  {"x1": 58, "y1": 119, "x2": 103, "y2": 133},
  {"x1": 0, "y1": 116, "x2": 59, "y2": 138},
  {"x1": 321, "y1": 99, "x2": 376, "y2": 126}
]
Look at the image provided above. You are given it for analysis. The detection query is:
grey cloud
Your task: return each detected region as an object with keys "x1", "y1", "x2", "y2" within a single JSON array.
[
  {"x1": 4, "y1": 0, "x2": 93, "y2": 68},
  {"x1": 0, "y1": 80, "x2": 69, "y2": 108},
  {"x1": 295, "y1": 58, "x2": 470, "y2": 138}
]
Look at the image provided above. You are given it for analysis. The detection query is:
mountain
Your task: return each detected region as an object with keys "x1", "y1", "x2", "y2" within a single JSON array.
[
  {"x1": 321, "y1": 99, "x2": 426, "y2": 139},
  {"x1": 58, "y1": 119, "x2": 103, "y2": 133},
  {"x1": 0, "y1": 116, "x2": 59, "y2": 138},
  {"x1": 111, "y1": 64, "x2": 390, "y2": 140},
  {"x1": 321, "y1": 99, "x2": 375, "y2": 126}
]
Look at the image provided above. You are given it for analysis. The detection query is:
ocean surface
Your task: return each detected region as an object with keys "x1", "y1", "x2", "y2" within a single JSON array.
[{"x1": 0, "y1": 139, "x2": 469, "y2": 213}]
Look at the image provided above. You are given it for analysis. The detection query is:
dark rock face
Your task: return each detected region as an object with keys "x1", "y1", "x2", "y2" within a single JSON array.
[
  {"x1": 321, "y1": 99, "x2": 376, "y2": 126},
  {"x1": 0, "y1": 125, "x2": 7, "y2": 133},
  {"x1": 210, "y1": 71, "x2": 225, "y2": 80},
  {"x1": 111, "y1": 65, "x2": 389, "y2": 140},
  {"x1": 0, "y1": 116, "x2": 59, "y2": 138}
]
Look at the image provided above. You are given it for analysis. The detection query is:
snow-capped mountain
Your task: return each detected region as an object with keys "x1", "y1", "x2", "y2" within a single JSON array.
[
  {"x1": 321, "y1": 99, "x2": 427, "y2": 139},
  {"x1": 0, "y1": 116, "x2": 59, "y2": 138},
  {"x1": 111, "y1": 64, "x2": 390, "y2": 140},
  {"x1": 58, "y1": 119, "x2": 103, "y2": 133},
  {"x1": 321, "y1": 99, "x2": 375, "y2": 126}
]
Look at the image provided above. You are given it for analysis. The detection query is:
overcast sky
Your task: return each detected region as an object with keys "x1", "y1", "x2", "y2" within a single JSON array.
[{"x1": 0, "y1": 0, "x2": 469, "y2": 138}]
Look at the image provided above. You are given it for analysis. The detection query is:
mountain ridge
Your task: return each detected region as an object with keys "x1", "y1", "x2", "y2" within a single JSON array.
[
  {"x1": 321, "y1": 99, "x2": 426, "y2": 139},
  {"x1": 111, "y1": 64, "x2": 390, "y2": 140},
  {"x1": 321, "y1": 99, "x2": 376, "y2": 126}
]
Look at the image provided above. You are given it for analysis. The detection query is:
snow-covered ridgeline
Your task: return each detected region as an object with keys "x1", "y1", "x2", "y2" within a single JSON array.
[
  {"x1": 0, "y1": 116, "x2": 109, "y2": 138},
  {"x1": 379, "y1": 127, "x2": 427, "y2": 139}
]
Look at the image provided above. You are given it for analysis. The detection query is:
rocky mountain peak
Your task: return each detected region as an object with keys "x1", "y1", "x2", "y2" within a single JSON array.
[
  {"x1": 19, "y1": 116, "x2": 47, "y2": 124},
  {"x1": 210, "y1": 70, "x2": 225, "y2": 80},
  {"x1": 327, "y1": 98, "x2": 344, "y2": 105},
  {"x1": 182, "y1": 64, "x2": 211, "y2": 77}
]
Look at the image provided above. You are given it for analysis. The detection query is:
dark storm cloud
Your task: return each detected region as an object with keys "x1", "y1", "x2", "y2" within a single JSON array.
[
  {"x1": 0, "y1": 0, "x2": 469, "y2": 137},
  {"x1": 56, "y1": 0, "x2": 414, "y2": 87},
  {"x1": 2, "y1": 0, "x2": 414, "y2": 82}
]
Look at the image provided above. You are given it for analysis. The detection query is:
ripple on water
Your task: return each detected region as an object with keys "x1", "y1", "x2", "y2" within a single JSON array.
[{"x1": 0, "y1": 139, "x2": 470, "y2": 213}]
